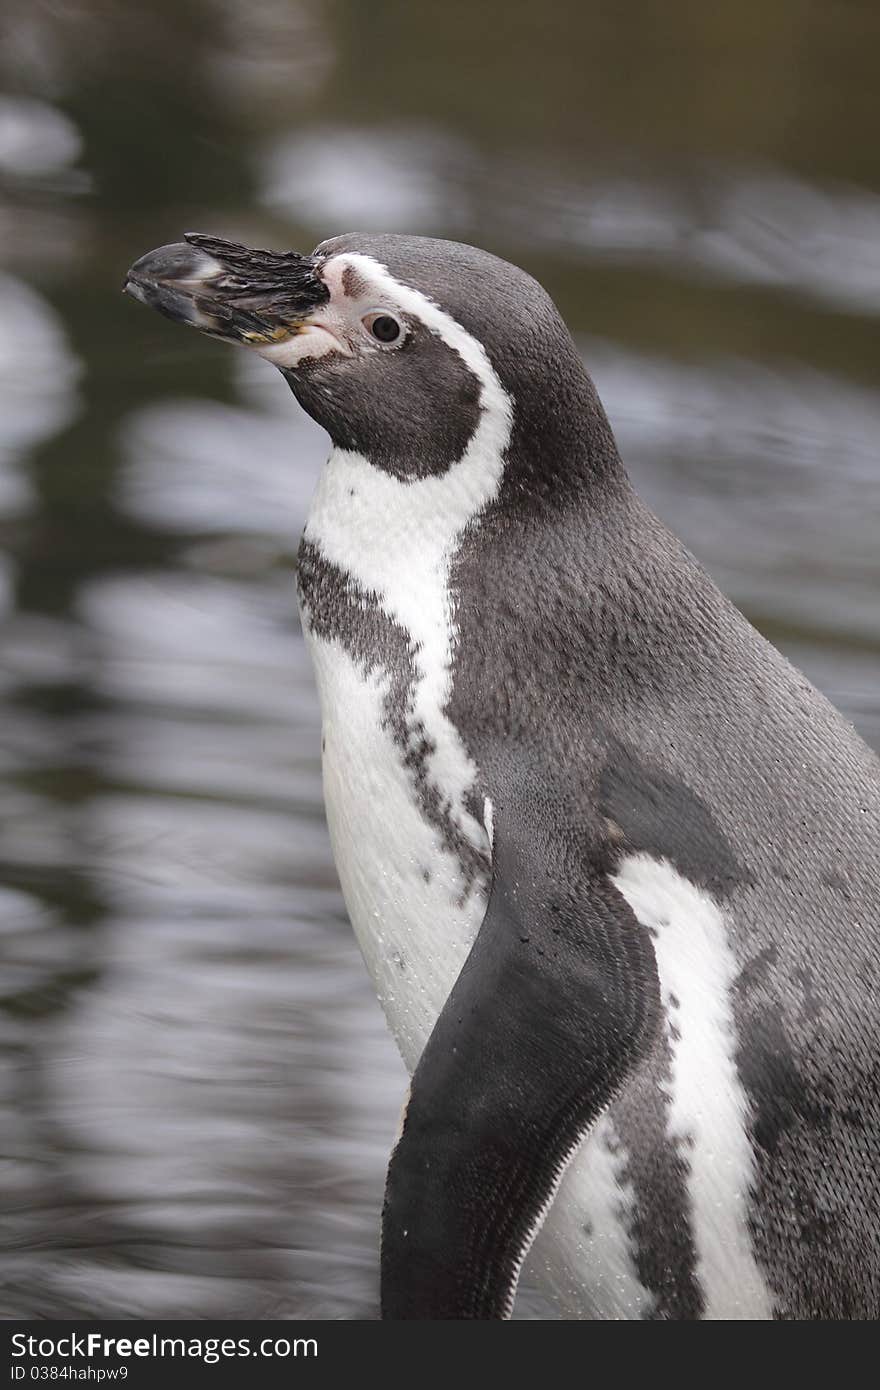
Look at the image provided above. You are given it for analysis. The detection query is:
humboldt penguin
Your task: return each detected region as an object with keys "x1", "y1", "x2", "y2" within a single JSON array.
[{"x1": 125, "y1": 231, "x2": 880, "y2": 1320}]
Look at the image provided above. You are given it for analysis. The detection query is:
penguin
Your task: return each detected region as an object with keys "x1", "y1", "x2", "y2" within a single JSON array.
[{"x1": 125, "y1": 231, "x2": 880, "y2": 1321}]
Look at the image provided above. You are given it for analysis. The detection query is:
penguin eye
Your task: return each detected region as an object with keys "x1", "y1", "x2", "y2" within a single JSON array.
[{"x1": 362, "y1": 310, "x2": 405, "y2": 347}]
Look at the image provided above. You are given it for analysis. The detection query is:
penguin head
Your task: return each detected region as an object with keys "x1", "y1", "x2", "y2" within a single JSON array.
[{"x1": 126, "y1": 231, "x2": 617, "y2": 488}]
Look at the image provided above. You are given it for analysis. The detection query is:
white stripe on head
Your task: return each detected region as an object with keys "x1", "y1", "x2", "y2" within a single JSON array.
[
  {"x1": 302, "y1": 252, "x2": 513, "y2": 851},
  {"x1": 612, "y1": 853, "x2": 774, "y2": 1320}
]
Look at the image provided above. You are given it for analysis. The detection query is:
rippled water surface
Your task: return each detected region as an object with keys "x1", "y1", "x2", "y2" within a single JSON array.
[{"x1": 1, "y1": 1, "x2": 878, "y2": 1319}]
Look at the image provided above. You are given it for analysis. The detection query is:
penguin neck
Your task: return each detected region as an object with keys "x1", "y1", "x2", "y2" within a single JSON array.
[
  {"x1": 301, "y1": 363, "x2": 630, "y2": 622},
  {"x1": 499, "y1": 355, "x2": 629, "y2": 515},
  {"x1": 302, "y1": 409, "x2": 513, "y2": 691}
]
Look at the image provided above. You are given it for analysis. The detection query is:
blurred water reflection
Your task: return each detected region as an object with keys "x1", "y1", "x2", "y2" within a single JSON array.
[
  {"x1": 265, "y1": 127, "x2": 880, "y2": 316},
  {"x1": 0, "y1": 0, "x2": 877, "y2": 1320}
]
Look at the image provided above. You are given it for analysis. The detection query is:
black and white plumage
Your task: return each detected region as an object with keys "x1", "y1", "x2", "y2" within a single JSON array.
[{"x1": 126, "y1": 231, "x2": 880, "y2": 1320}]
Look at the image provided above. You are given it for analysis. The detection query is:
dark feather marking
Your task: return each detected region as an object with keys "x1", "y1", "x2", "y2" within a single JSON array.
[
  {"x1": 611, "y1": 1034, "x2": 704, "y2": 1320},
  {"x1": 735, "y1": 1009, "x2": 831, "y2": 1157},
  {"x1": 341, "y1": 264, "x2": 370, "y2": 299},
  {"x1": 599, "y1": 735, "x2": 750, "y2": 896},
  {"x1": 287, "y1": 325, "x2": 482, "y2": 482}
]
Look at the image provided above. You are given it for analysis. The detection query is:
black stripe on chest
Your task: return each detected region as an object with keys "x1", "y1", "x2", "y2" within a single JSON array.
[
  {"x1": 297, "y1": 540, "x2": 490, "y2": 897},
  {"x1": 610, "y1": 1035, "x2": 704, "y2": 1320}
]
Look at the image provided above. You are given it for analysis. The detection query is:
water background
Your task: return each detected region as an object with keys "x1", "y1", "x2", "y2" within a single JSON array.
[{"x1": 1, "y1": 0, "x2": 878, "y2": 1318}]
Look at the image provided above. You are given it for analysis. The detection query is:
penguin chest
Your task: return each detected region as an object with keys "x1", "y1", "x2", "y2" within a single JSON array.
[
  {"x1": 296, "y1": 445, "x2": 497, "y2": 1071},
  {"x1": 304, "y1": 627, "x2": 490, "y2": 1071}
]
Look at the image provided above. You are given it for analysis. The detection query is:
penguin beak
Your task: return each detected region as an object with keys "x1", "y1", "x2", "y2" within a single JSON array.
[{"x1": 123, "y1": 233, "x2": 330, "y2": 347}]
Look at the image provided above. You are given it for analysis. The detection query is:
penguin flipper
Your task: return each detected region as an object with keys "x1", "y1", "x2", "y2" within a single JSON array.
[{"x1": 380, "y1": 800, "x2": 661, "y2": 1319}]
